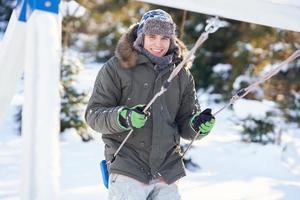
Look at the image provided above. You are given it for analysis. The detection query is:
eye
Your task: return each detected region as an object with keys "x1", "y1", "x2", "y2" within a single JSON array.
[{"x1": 162, "y1": 36, "x2": 170, "y2": 41}]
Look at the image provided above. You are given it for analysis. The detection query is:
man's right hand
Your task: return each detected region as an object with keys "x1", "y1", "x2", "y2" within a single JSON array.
[{"x1": 118, "y1": 104, "x2": 149, "y2": 129}]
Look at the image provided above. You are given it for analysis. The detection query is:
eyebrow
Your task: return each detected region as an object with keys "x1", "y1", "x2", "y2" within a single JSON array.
[{"x1": 146, "y1": 34, "x2": 170, "y2": 39}]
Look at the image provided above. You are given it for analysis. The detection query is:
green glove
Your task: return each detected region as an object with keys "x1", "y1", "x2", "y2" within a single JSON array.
[
  {"x1": 118, "y1": 104, "x2": 149, "y2": 129},
  {"x1": 190, "y1": 108, "x2": 215, "y2": 135}
]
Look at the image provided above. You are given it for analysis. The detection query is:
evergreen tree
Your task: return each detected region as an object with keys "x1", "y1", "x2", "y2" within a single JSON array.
[
  {"x1": 261, "y1": 32, "x2": 300, "y2": 127},
  {"x1": 0, "y1": 0, "x2": 15, "y2": 33},
  {"x1": 60, "y1": 53, "x2": 90, "y2": 141},
  {"x1": 59, "y1": 1, "x2": 92, "y2": 140},
  {"x1": 239, "y1": 111, "x2": 277, "y2": 145}
]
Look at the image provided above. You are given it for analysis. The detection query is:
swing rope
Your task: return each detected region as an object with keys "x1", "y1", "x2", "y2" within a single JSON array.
[{"x1": 181, "y1": 49, "x2": 300, "y2": 157}]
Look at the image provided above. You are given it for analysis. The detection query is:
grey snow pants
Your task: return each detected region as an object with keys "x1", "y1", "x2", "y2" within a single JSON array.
[{"x1": 108, "y1": 173, "x2": 181, "y2": 200}]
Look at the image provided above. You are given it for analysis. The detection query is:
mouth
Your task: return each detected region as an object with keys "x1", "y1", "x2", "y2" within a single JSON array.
[{"x1": 150, "y1": 48, "x2": 164, "y2": 56}]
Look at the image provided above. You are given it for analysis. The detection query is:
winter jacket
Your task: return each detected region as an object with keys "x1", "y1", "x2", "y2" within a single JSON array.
[{"x1": 85, "y1": 24, "x2": 202, "y2": 184}]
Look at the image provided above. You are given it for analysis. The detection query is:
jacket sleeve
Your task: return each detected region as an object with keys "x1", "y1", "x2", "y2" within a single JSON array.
[
  {"x1": 85, "y1": 60, "x2": 127, "y2": 134},
  {"x1": 175, "y1": 69, "x2": 203, "y2": 140}
]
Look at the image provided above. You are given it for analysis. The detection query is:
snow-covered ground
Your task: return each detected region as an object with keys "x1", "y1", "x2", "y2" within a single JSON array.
[{"x1": 0, "y1": 64, "x2": 300, "y2": 200}]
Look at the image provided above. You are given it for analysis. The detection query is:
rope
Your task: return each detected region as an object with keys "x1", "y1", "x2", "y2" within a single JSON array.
[{"x1": 182, "y1": 49, "x2": 300, "y2": 157}]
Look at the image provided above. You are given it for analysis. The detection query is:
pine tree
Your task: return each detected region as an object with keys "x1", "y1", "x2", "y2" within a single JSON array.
[
  {"x1": 239, "y1": 111, "x2": 277, "y2": 145},
  {"x1": 261, "y1": 32, "x2": 300, "y2": 127},
  {"x1": 60, "y1": 53, "x2": 90, "y2": 141},
  {"x1": 0, "y1": 0, "x2": 15, "y2": 33},
  {"x1": 59, "y1": 1, "x2": 93, "y2": 141}
]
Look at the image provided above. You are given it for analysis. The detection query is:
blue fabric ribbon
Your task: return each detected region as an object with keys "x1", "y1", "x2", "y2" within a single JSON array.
[{"x1": 16, "y1": 0, "x2": 60, "y2": 22}]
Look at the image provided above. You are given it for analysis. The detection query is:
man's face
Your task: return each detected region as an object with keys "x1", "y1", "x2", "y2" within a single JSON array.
[{"x1": 143, "y1": 34, "x2": 171, "y2": 57}]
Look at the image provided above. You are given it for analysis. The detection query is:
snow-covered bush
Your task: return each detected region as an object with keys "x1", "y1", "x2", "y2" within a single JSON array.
[
  {"x1": 233, "y1": 99, "x2": 282, "y2": 145},
  {"x1": 240, "y1": 112, "x2": 276, "y2": 144},
  {"x1": 284, "y1": 90, "x2": 300, "y2": 127}
]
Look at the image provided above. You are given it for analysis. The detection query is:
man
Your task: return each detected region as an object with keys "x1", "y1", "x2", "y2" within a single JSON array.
[{"x1": 85, "y1": 9, "x2": 215, "y2": 200}]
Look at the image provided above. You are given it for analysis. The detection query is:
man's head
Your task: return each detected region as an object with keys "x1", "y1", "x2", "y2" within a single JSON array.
[{"x1": 134, "y1": 9, "x2": 177, "y2": 57}]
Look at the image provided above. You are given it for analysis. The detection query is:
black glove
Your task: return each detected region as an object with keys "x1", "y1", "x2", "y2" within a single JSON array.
[{"x1": 190, "y1": 108, "x2": 215, "y2": 135}]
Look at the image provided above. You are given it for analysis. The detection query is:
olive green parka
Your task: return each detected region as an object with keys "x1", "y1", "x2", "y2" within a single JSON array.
[{"x1": 85, "y1": 24, "x2": 202, "y2": 184}]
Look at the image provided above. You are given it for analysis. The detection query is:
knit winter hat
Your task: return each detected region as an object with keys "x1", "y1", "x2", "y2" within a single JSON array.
[
  {"x1": 133, "y1": 9, "x2": 178, "y2": 54},
  {"x1": 136, "y1": 9, "x2": 176, "y2": 37}
]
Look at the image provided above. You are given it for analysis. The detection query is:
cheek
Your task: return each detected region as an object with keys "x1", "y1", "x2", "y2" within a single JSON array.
[
  {"x1": 143, "y1": 39, "x2": 152, "y2": 49},
  {"x1": 163, "y1": 41, "x2": 171, "y2": 51}
]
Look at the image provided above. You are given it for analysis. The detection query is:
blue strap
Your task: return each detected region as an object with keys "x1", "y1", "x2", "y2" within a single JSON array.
[
  {"x1": 100, "y1": 160, "x2": 109, "y2": 189},
  {"x1": 16, "y1": 0, "x2": 60, "y2": 22}
]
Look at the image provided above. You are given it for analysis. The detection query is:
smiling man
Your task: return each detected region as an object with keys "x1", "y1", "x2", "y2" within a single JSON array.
[
  {"x1": 85, "y1": 9, "x2": 215, "y2": 200},
  {"x1": 143, "y1": 34, "x2": 170, "y2": 57}
]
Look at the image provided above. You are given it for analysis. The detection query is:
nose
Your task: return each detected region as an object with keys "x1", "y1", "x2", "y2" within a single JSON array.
[{"x1": 153, "y1": 38, "x2": 162, "y2": 47}]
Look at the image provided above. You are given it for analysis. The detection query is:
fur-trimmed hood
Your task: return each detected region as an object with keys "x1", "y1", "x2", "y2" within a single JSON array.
[{"x1": 115, "y1": 24, "x2": 192, "y2": 69}]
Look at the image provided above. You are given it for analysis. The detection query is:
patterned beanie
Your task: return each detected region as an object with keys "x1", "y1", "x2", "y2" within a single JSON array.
[{"x1": 133, "y1": 9, "x2": 178, "y2": 54}]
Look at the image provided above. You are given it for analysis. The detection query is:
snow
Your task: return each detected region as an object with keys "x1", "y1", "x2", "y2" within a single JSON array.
[
  {"x1": 1, "y1": 64, "x2": 300, "y2": 199},
  {"x1": 212, "y1": 63, "x2": 232, "y2": 79},
  {"x1": 213, "y1": 63, "x2": 232, "y2": 74},
  {"x1": 233, "y1": 99, "x2": 277, "y2": 119},
  {"x1": 60, "y1": 0, "x2": 86, "y2": 18},
  {"x1": 73, "y1": 34, "x2": 98, "y2": 51},
  {"x1": 232, "y1": 74, "x2": 253, "y2": 90},
  {"x1": 0, "y1": 32, "x2": 4, "y2": 41},
  {"x1": 195, "y1": 23, "x2": 204, "y2": 32},
  {"x1": 270, "y1": 42, "x2": 290, "y2": 52}
]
